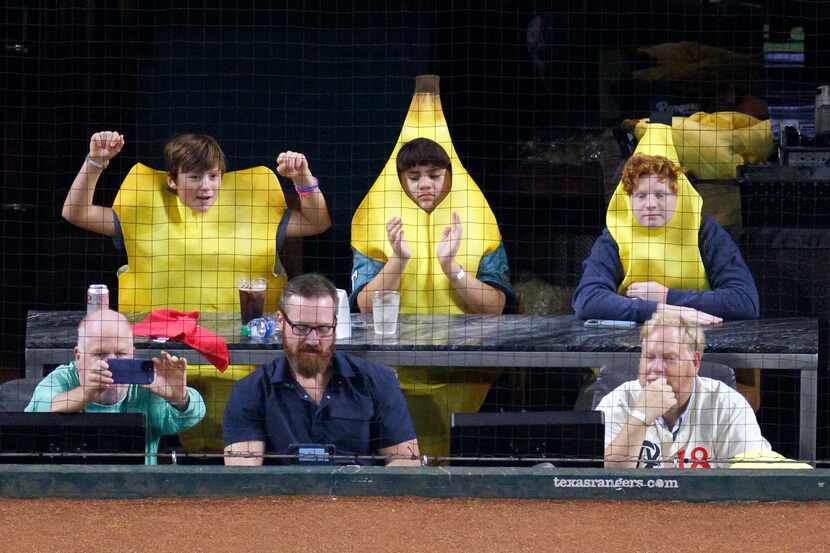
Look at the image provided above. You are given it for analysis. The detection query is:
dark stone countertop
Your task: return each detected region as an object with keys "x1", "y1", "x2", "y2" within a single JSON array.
[{"x1": 26, "y1": 312, "x2": 818, "y2": 355}]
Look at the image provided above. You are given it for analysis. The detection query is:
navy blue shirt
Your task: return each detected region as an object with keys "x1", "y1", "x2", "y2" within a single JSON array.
[
  {"x1": 223, "y1": 352, "x2": 416, "y2": 464},
  {"x1": 572, "y1": 216, "x2": 760, "y2": 323}
]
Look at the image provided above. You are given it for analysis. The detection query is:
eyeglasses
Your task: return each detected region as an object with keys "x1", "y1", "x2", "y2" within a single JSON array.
[{"x1": 280, "y1": 311, "x2": 336, "y2": 337}]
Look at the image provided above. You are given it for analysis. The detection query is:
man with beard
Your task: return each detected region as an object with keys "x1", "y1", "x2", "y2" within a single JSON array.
[{"x1": 223, "y1": 274, "x2": 421, "y2": 466}]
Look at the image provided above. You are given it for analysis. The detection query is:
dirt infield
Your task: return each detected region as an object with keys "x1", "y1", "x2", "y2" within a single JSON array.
[{"x1": 1, "y1": 496, "x2": 829, "y2": 552}]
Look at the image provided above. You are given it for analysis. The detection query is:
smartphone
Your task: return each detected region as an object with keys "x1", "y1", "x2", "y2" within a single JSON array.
[
  {"x1": 288, "y1": 443, "x2": 336, "y2": 465},
  {"x1": 583, "y1": 319, "x2": 637, "y2": 329},
  {"x1": 106, "y1": 358, "x2": 155, "y2": 385}
]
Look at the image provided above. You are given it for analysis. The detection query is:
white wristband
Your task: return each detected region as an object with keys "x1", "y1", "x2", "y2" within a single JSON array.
[
  {"x1": 86, "y1": 156, "x2": 108, "y2": 169},
  {"x1": 454, "y1": 268, "x2": 465, "y2": 281}
]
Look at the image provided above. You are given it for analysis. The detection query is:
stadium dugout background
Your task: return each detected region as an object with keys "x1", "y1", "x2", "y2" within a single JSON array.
[{"x1": 1, "y1": 0, "x2": 830, "y2": 501}]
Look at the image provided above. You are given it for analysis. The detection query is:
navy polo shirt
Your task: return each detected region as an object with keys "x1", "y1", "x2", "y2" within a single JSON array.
[{"x1": 223, "y1": 352, "x2": 416, "y2": 464}]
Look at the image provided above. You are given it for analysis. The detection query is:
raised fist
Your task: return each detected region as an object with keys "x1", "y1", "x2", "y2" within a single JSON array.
[
  {"x1": 276, "y1": 151, "x2": 312, "y2": 180},
  {"x1": 88, "y1": 131, "x2": 124, "y2": 164}
]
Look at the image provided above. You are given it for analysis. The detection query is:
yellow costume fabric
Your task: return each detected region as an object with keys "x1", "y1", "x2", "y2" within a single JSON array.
[
  {"x1": 113, "y1": 163, "x2": 288, "y2": 451},
  {"x1": 729, "y1": 449, "x2": 813, "y2": 469},
  {"x1": 607, "y1": 124, "x2": 710, "y2": 294},
  {"x1": 629, "y1": 112, "x2": 773, "y2": 180},
  {"x1": 351, "y1": 81, "x2": 503, "y2": 458},
  {"x1": 351, "y1": 100, "x2": 503, "y2": 315},
  {"x1": 113, "y1": 163, "x2": 287, "y2": 314}
]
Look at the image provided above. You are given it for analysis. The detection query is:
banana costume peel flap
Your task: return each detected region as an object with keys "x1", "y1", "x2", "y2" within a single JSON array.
[
  {"x1": 113, "y1": 163, "x2": 287, "y2": 314},
  {"x1": 608, "y1": 123, "x2": 710, "y2": 294},
  {"x1": 351, "y1": 79, "x2": 502, "y2": 315}
]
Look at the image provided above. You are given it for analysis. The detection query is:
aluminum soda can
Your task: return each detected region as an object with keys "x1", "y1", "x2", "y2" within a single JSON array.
[{"x1": 86, "y1": 284, "x2": 109, "y2": 314}]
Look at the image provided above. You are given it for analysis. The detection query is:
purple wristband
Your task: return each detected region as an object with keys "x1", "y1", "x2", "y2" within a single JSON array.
[{"x1": 294, "y1": 177, "x2": 319, "y2": 197}]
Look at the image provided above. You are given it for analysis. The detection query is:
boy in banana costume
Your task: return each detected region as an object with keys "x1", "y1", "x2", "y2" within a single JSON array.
[
  {"x1": 351, "y1": 137, "x2": 517, "y2": 458},
  {"x1": 62, "y1": 131, "x2": 331, "y2": 451},
  {"x1": 352, "y1": 138, "x2": 514, "y2": 315},
  {"x1": 572, "y1": 122, "x2": 758, "y2": 324}
]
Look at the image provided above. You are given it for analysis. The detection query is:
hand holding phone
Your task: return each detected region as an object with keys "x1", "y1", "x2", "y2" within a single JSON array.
[
  {"x1": 106, "y1": 358, "x2": 155, "y2": 385},
  {"x1": 146, "y1": 351, "x2": 189, "y2": 408}
]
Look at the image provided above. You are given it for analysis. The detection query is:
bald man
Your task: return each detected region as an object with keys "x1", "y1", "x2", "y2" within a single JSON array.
[{"x1": 25, "y1": 309, "x2": 205, "y2": 464}]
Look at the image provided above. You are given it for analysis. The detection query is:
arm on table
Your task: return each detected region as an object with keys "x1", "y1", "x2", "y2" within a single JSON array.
[
  {"x1": 440, "y1": 259, "x2": 506, "y2": 314},
  {"x1": 224, "y1": 441, "x2": 266, "y2": 466},
  {"x1": 436, "y1": 212, "x2": 505, "y2": 315},
  {"x1": 572, "y1": 230, "x2": 656, "y2": 322},
  {"x1": 379, "y1": 438, "x2": 421, "y2": 467},
  {"x1": 222, "y1": 370, "x2": 268, "y2": 466},
  {"x1": 357, "y1": 256, "x2": 410, "y2": 313},
  {"x1": 664, "y1": 218, "x2": 760, "y2": 320}
]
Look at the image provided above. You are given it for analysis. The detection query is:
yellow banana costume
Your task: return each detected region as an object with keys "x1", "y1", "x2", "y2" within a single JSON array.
[
  {"x1": 607, "y1": 123, "x2": 710, "y2": 293},
  {"x1": 603, "y1": 124, "x2": 762, "y2": 411},
  {"x1": 628, "y1": 112, "x2": 773, "y2": 179},
  {"x1": 351, "y1": 75, "x2": 505, "y2": 458},
  {"x1": 729, "y1": 449, "x2": 813, "y2": 469},
  {"x1": 351, "y1": 97, "x2": 503, "y2": 313},
  {"x1": 113, "y1": 163, "x2": 288, "y2": 451}
]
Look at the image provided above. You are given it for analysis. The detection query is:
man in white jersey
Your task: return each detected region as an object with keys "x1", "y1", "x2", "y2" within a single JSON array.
[{"x1": 596, "y1": 306, "x2": 770, "y2": 469}]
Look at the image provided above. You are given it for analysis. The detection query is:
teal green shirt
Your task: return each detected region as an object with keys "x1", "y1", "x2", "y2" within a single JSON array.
[{"x1": 25, "y1": 363, "x2": 206, "y2": 464}]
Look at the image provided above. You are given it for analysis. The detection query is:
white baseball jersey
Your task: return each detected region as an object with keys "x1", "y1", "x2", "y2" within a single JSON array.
[{"x1": 595, "y1": 376, "x2": 771, "y2": 469}]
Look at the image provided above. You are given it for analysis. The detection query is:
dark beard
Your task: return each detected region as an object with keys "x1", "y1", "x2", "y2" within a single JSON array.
[{"x1": 285, "y1": 343, "x2": 335, "y2": 378}]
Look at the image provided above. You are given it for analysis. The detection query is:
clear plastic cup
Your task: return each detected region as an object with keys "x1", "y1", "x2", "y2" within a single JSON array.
[{"x1": 372, "y1": 291, "x2": 400, "y2": 335}]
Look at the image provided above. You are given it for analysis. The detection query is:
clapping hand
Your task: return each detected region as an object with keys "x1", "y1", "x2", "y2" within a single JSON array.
[
  {"x1": 386, "y1": 217, "x2": 412, "y2": 261},
  {"x1": 437, "y1": 211, "x2": 463, "y2": 269},
  {"x1": 146, "y1": 351, "x2": 189, "y2": 408}
]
